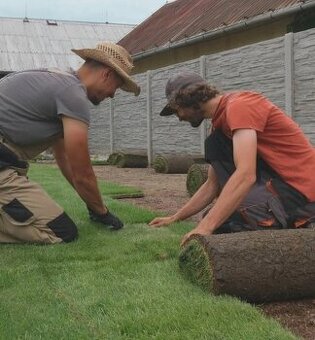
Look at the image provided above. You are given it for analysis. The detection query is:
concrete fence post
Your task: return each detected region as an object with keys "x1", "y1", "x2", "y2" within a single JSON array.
[
  {"x1": 109, "y1": 98, "x2": 114, "y2": 154},
  {"x1": 199, "y1": 55, "x2": 207, "y2": 155},
  {"x1": 146, "y1": 70, "x2": 153, "y2": 166},
  {"x1": 284, "y1": 32, "x2": 295, "y2": 117}
]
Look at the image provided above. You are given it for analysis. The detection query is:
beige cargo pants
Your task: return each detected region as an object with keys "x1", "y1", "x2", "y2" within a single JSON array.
[{"x1": 0, "y1": 140, "x2": 78, "y2": 244}]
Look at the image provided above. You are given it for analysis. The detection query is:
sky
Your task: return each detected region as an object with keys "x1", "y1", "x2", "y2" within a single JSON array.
[{"x1": 0, "y1": 0, "x2": 169, "y2": 24}]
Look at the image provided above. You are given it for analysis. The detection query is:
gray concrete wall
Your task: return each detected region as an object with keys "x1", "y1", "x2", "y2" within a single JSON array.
[
  {"x1": 88, "y1": 28, "x2": 315, "y2": 159},
  {"x1": 113, "y1": 73, "x2": 147, "y2": 153},
  {"x1": 294, "y1": 28, "x2": 315, "y2": 144},
  {"x1": 150, "y1": 60, "x2": 202, "y2": 156},
  {"x1": 89, "y1": 101, "x2": 110, "y2": 158},
  {"x1": 205, "y1": 37, "x2": 285, "y2": 110}
]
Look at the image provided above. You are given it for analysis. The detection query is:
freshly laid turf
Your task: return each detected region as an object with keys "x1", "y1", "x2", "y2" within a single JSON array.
[
  {"x1": 30, "y1": 163, "x2": 144, "y2": 200},
  {"x1": 0, "y1": 164, "x2": 296, "y2": 339}
]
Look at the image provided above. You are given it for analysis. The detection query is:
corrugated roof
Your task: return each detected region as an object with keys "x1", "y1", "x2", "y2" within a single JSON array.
[
  {"x1": 119, "y1": 0, "x2": 306, "y2": 55},
  {"x1": 0, "y1": 17, "x2": 134, "y2": 71}
]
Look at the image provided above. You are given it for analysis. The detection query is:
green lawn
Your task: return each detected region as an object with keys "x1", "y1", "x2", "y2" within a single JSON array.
[{"x1": 0, "y1": 164, "x2": 296, "y2": 339}]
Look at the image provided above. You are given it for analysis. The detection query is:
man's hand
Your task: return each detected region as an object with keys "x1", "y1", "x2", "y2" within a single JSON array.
[
  {"x1": 149, "y1": 215, "x2": 177, "y2": 228},
  {"x1": 180, "y1": 219, "x2": 213, "y2": 247},
  {"x1": 88, "y1": 208, "x2": 124, "y2": 230}
]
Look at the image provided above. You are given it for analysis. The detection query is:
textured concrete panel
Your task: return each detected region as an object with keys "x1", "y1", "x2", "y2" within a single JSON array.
[
  {"x1": 205, "y1": 37, "x2": 286, "y2": 110},
  {"x1": 294, "y1": 28, "x2": 315, "y2": 144},
  {"x1": 151, "y1": 60, "x2": 202, "y2": 157},
  {"x1": 88, "y1": 29, "x2": 315, "y2": 157},
  {"x1": 113, "y1": 73, "x2": 148, "y2": 152},
  {"x1": 88, "y1": 101, "x2": 111, "y2": 157}
]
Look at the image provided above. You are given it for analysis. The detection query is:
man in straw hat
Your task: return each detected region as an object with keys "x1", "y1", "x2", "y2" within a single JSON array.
[
  {"x1": 149, "y1": 71, "x2": 315, "y2": 245},
  {"x1": 0, "y1": 42, "x2": 140, "y2": 245}
]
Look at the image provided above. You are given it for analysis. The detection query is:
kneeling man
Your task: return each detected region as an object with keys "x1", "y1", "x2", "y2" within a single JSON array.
[{"x1": 149, "y1": 71, "x2": 315, "y2": 244}]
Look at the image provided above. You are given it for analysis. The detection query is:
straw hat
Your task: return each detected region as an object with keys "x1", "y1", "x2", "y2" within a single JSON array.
[{"x1": 72, "y1": 42, "x2": 140, "y2": 96}]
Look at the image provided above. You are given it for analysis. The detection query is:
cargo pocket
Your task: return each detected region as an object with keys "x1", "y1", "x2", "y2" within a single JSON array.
[
  {"x1": 1, "y1": 198, "x2": 35, "y2": 226},
  {"x1": 238, "y1": 181, "x2": 289, "y2": 229},
  {"x1": 290, "y1": 201, "x2": 315, "y2": 228},
  {"x1": 239, "y1": 203, "x2": 275, "y2": 228},
  {"x1": 267, "y1": 195, "x2": 288, "y2": 228}
]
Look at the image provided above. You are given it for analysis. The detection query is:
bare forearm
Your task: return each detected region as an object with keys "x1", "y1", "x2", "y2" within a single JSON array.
[
  {"x1": 174, "y1": 180, "x2": 219, "y2": 221},
  {"x1": 52, "y1": 139, "x2": 74, "y2": 187},
  {"x1": 55, "y1": 157, "x2": 74, "y2": 187},
  {"x1": 73, "y1": 171, "x2": 106, "y2": 214},
  {"x1": 202, "y1": 171, "x2": 255, "y2": 232}
]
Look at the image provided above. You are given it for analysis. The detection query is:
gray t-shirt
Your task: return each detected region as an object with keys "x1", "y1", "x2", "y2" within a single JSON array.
[{"x1": 0, "y1": 69, "x2": 90, "y2": 146}]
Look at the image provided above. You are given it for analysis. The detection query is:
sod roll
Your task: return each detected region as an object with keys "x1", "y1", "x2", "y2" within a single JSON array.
[
  {"x1": 186, "y1": 163, "x2": 209, "y2": 196},
  {"x1": 107, "y1": 152, "x2": 148, "y2": 168},
  {"x1": 107, "y1": 152, "x2": 120, "y2": 165},
  {"x1": 192, "y1": 156, "x2": 206, "y2": 164},
  {"x1": 153, "y1": 154, "x2": 195, "y2": 174},
  {"x1": 179, "y1": 229, "x2": 315, "y2": 303},
  {"x1": 116, "y1": 152, "x2": 148, "y2": 168}
]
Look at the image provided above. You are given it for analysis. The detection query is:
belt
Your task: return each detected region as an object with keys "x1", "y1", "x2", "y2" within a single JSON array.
[{"x1": 0, "y1": 142, "x2": 28, "y2": 169}]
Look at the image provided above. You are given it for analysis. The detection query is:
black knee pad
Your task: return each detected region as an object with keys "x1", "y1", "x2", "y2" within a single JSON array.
[{"x1": 47, "y1": 212, "x2": 78, "y2": 243}]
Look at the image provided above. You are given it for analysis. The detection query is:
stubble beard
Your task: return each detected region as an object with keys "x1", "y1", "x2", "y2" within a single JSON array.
[
  {"x1": 190, "y1": 119, "x2": 203, "y2": 128},
  {"x1": 89, "y1": 96, "x2": 101, "y2": 106},
  {"x1": 190, "y1": 108, "x2": 205, "y2": 128}
]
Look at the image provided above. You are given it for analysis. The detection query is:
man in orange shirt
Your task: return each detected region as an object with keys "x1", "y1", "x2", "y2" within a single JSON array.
[{"x1": 149, "y1": 71, "x2": 315, "y2": 244}]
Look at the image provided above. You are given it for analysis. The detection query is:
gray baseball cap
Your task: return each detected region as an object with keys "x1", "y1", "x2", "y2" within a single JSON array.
[{"x1": 160, "y1": 71, "x2": 207, "y2": 116}]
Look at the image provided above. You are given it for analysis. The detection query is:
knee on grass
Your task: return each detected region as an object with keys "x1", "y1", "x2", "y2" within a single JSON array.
[{"x1": 47, "y1": 212, "x2": 78, "y2": 243}]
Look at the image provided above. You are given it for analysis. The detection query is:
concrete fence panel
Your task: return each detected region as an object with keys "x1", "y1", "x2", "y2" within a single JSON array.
[{"x1": 89, "y1": 27, "x2": 315, "y2": 158}]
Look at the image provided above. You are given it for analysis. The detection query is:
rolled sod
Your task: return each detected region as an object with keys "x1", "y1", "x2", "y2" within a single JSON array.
[
  {"x1": 153, "y1": 154, "x2": 195, "y2": 174},
  {"x1": 179, "y1": 229, "x2": 315, "y2": 303},
  {"x1": 115, "y1": 153, "x2": 148, "y2": 168},
  {"x1": 107, "y1": 152, "x2": 148, "y2": 168},
  {"x1": 186, "y1": 163, "x2": 209, "y2": 196},
  {"x1": 107, "y1": 152, "x2": 120, "y2": 165}
]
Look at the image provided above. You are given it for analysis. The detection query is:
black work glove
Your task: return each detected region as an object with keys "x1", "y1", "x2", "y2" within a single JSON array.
[{"x1": 88, "y1": 208, "x2": 124, "y2": 230}]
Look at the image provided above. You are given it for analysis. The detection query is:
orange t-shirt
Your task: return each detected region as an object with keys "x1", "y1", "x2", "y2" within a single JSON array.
[{"x1": 212, "y1": 91, "x2": 315, "y2": 202}]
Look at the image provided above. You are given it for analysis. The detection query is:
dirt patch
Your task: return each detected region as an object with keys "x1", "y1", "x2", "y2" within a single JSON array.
[
  {"x1": 260, "y1": 300, "x2": 315, "y2": 340},
  {"x1": 94, "y1": 165, "x2": 203, "y2": 221},
  {"x1": 94, "y1": 165, "x2": 315, "y2": 339}
]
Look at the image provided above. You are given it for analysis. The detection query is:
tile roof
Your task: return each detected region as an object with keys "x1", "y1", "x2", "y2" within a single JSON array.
[{"x1": 119, "y1": 0, "x2": 308, "y2": 55}]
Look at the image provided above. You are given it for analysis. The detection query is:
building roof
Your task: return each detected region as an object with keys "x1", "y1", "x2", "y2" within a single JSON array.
[
  {"x1": 119, "y1": 0, "x2": 307, "y2": 56},
  {"x1": 0, "y1": 17, "x2": 134, "y2": 72}
]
